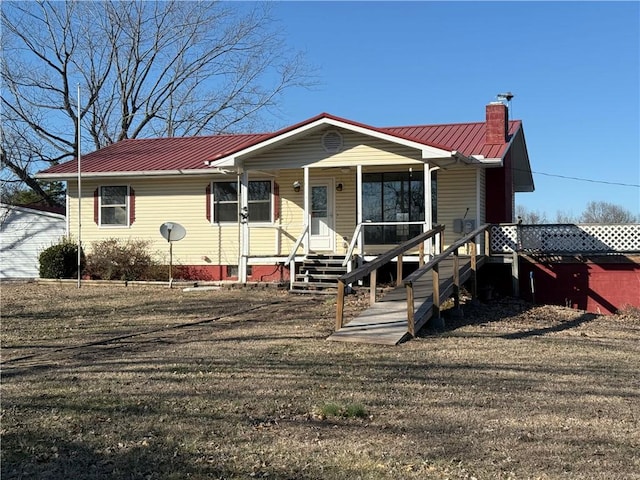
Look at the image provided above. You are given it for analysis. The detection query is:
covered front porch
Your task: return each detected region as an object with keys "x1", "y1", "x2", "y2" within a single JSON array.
[
  {"x1": 239, "y1": 157, "x2": 485, "y2": 287},
  {"x1": 204, "y1": 114, "x2": 496, "y2": 284}
]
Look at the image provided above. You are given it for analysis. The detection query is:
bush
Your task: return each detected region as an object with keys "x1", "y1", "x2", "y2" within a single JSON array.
[
  {"x1": 85, "y1": 238, "x2": 156, "y2": 281},
  {"x1": 39, "y1": 238, "x2": 85, "y2": 279}
]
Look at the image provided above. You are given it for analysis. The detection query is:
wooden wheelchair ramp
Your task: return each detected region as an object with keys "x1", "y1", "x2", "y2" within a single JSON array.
[{"x1": 328, "y1": 256, "x2": 480, "y2": 345}]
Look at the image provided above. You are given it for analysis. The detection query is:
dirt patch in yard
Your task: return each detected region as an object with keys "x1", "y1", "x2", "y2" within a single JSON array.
[{"x1": 1, "y1": 282, "x2": 639, "y2": 479}]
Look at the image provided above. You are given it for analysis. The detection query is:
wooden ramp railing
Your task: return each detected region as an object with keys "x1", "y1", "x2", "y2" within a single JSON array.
[
  {"x1": 335, "y1": 225, "x2": 444, "y2": 330},
  {"x1": 334, "y1": 224, "x2": 491, "y2": 341},
  {"x1": 403, "y1": 224, "x2": 490, "y2": 336},
  {"x1": 336, "y1": 225, "x2": 444, "y2": 330}
]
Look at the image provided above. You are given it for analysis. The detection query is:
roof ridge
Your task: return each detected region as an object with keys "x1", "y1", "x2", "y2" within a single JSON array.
[
  {"x1": 118, "y1": 132, "x2": 269, "y2": 143},
  {"x1": 382, "y1": 119, "x2": 521, "y2": 130},
  {"x1": 381, "y1": 120, "x2": 482, "y2": 129}
]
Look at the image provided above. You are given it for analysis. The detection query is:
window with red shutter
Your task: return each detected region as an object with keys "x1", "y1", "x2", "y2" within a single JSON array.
[
  {"x1": 93, "y1": 188, "x2": 99, "y2": 224},
  {"x1": 129, "y1": 187, "x2": 136, "y2": 225},
  {"x1": 95, "y1": 185, "x2": 134, "y2": 227},
  {"x1": 206, "y1": 184, "x2": 212, "y2": 222},
  {"x1": 273, "y1": 182, "x2": 280, "y2": 221}
]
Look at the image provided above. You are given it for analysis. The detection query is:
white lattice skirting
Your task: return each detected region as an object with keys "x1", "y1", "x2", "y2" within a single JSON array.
[{"x1": 490, "y1": 224, "x2": 640, "y2": 254}]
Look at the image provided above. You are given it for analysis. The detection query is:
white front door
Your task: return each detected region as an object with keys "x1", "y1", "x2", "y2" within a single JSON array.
[{"x1": 309, "y1": 180, "x2": 334, "y2": 252}]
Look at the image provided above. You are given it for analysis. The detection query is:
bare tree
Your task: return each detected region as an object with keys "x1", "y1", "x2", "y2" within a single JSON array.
[
  {"x1": 1, "y1": 1, "x2": 312, "y2": 203},
  {"x1": 515, "y1": 205, "x2": 548, "y2": 224},
  {"x1": 517, "y1": 202, "x2": 638, "y2": 225},
  {"x1": 555, "y1": 210, "x2": 578, "y2": 224},
  {"x1": 580, "y1": 201, "x2": 638, "y2": 224}
]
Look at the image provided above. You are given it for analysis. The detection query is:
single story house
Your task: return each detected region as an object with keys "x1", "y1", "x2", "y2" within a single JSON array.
[
  {"x1": 0, "y1": 203, "x2": 66, "y2": 279},
  {"x1": 36, "y1": 101, "x2": 534, "y2": 283}
]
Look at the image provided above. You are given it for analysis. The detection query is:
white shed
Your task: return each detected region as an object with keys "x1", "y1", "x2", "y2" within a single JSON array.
[{"x1": 0, "y1": 204, "x2": 67, "y2": 279}]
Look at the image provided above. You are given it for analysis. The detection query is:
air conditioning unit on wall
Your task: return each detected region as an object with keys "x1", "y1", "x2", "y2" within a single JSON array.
[{"x1": 454, "y1": 218, "x2": 476, "y2": 234}]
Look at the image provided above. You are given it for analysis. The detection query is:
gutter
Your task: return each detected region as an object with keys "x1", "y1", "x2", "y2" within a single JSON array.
[
  {"x1": 35, "y1": 168, "x2": 220, "y2": 181},
  {"x1": 450, "y1": 151, "x2": 503, "y2": 168}
]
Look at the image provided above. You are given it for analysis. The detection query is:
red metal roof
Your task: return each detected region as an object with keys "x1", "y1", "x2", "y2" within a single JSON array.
[
  {"x1": 381, "y1": 120, "x2": 521, "y2": 159},
  {"x1": 40, "y1": 133, "x2": 268, "y2": 176},
  {"x1": 38, "y1": 114, "x2": 521, "y2": 177}
]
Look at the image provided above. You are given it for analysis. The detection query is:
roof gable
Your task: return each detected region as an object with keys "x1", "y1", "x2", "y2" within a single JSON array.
[{"x1": 207, "y1": 113, "x2": 455, "y2": 167}]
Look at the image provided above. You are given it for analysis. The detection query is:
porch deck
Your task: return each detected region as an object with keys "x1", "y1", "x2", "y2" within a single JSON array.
[{"x1": 328, "y1": 256, "x2": 484, "y2": 345}]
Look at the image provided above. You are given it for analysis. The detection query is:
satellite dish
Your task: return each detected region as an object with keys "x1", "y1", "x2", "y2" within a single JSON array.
[
  {"x1": 159, "y1": 222, "x2": 187, "y2": 289},
  {"x1": 160, "y1": 222, "x2": 186, "y2": 242}
]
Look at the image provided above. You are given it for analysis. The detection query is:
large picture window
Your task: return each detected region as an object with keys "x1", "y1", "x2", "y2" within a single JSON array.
[
  {"x1": 100, "y1": 186, "x2": 129, "y2": 226},
  {"x1": 362, "y1": 171, "x2": 434, "y2": 244},
  {"x1": 212, "y1": 180, "x2": 272, "y2": 223}
]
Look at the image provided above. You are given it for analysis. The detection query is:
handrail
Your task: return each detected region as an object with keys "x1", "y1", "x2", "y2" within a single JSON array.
[
  {"x1": 402, "y1": 223, "x2": 490, "y2": 336},
  {"x1": 342, "y1": 221, "x2": 429, "y2": 267},
  {"x1": 404, "y1": 223, "x2": 490, "y2": 286},
  {"x1": 285, "y1": 224, "x2": 309, "y2": 264},
  {"x1": 335, "y1": 224, "x2": 444, "y2": 331},
  {"x1": 339, "y1": 225, "x2": 445, "y2": 286},
  {"x1": 342, "y1": 223, "x2": 364, "y2": 267}
]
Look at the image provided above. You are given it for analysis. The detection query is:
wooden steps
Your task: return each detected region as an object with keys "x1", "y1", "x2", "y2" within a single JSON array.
[{"x1": 290, "y1": 255, "x2": 346, "y2": 294}]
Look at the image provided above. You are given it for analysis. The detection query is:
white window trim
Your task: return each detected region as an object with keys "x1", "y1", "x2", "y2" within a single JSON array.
[
  {"x1": 211, "y1": 178, "x2": 274, "y2": 225},
  {"x1": 99, "y1": 184, "x2": 130, "y2": 228}
]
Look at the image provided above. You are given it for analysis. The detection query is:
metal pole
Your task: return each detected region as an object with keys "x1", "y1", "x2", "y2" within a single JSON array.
[
  {"x1": 169, "y1": 240, "x2": 173, "y2": 289},
  {"x1": 77, "y1": 84, "x2": 82, "y2": 288}
]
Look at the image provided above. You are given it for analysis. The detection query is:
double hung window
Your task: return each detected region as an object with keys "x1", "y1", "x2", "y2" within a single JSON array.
[
  {"x1": 212, "y1": 180, "x2": 272, "y2": 223},
  {"x1": 99, "y1": 186, "x2": 130, "y2": 226}
]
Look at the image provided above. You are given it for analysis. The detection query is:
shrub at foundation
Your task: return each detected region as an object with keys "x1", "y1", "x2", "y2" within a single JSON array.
[
  {"x1": 86, "y1": 238, "x2": 155, "y2": 281},
  {"x1": 39, "y1": 238, "x2": 85, "y2": 279}
]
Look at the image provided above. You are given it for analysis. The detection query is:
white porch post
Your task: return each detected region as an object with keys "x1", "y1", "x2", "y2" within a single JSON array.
[
  {"x1": 303, "y1": 166, "x2": 310, "y2": 254},
  {"x1": 239, "y1": 169, "x2": 249, "y2": 283},
  {"x1": 476, "y1": 169, "x2": 483, "y2": 254},
  {"x1": 424, "y1": 162, "x2": 432, "y2": 256},
  {"x1": 356, "y1": 164, "x2": 363, "y2": 259}
]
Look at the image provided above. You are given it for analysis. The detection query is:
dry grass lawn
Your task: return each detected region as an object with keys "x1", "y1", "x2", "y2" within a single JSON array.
[{"x1": 1, "y1": 281, "x2": 639, "y2": 479}]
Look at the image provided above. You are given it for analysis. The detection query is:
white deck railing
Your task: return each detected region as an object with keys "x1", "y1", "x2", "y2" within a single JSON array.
[
  {"x1": 286, "y1": 224, "x2": 309, "y2": 290},
  {"x1": 490, "y1": 223, "x2": 640, "y2": 254},
  {"x1": 342, "y1": 221, "x2": 433, "y2": 268}
]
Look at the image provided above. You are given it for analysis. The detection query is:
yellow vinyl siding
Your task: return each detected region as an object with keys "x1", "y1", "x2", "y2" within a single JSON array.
[
  {"x1": 274, "y1": 169, "x2": 305, "y2": 255},
  {"x1": 478, "y1": 169, "x2": 486, "y2": 225},
  {"x1": 244, "y1": 128, "x2": 423, "y2": 170},
  {"x1": 332, "y1": 175, "x2": 356, "y2": 254},
  {"x1": 437, "y1": 165, "x2": 479, "y2": 247},
  {"x1": 70, "y1": 177, "x2": 242, "y2": 266},
  {"x1": 478, "y1": 168, "x2": 487, "y2": 252}
]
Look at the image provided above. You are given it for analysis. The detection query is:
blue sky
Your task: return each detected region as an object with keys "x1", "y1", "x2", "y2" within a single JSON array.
[{"x1": 268, "y1": 1, "x2": 640, "y2": 218}]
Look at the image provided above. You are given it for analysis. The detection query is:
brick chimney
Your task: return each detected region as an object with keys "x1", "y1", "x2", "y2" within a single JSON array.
[{"x1": 486, "y1": 102, "x2": 509, "y2": 144}]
